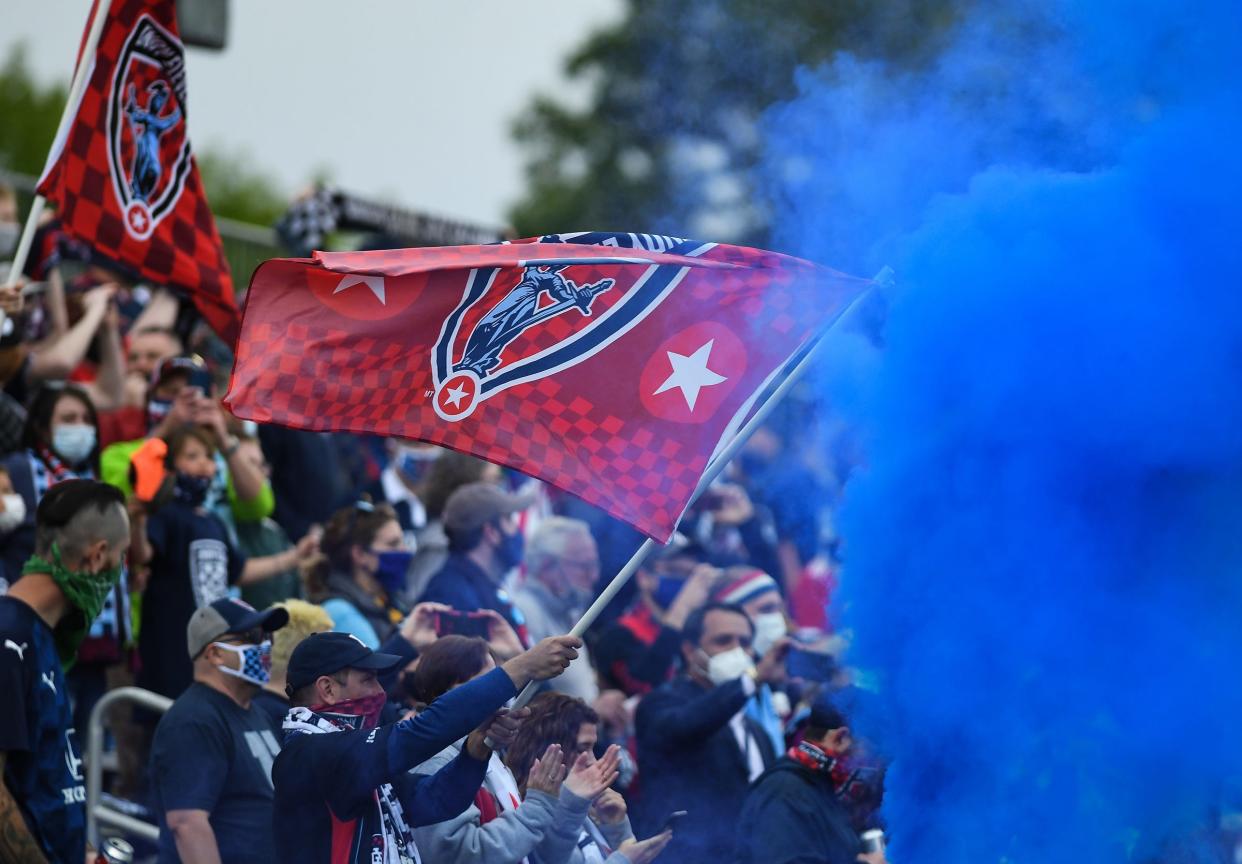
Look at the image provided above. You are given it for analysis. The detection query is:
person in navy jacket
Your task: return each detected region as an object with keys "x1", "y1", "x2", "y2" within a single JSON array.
[{"x1": 271, "y1": 629, "x2": 581, "y2": 864}]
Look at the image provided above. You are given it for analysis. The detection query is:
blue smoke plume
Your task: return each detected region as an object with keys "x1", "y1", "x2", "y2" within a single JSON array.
[{"x1": 757, "y1": 0, "x2": 1242, "y2": 860}]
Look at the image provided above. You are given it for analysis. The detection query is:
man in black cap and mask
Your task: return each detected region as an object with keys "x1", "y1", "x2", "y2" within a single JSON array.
[
  {"x1": 150, "y1": 596, "x2": 290, "y2": 864},
  {"x1": 0, "y1": 479, "x2": 129, "y2": 863},
  {"x1": 273, "y1": 629, "x2": 581, "y2": 864}
]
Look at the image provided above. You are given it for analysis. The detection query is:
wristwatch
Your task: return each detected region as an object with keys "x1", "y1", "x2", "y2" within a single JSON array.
[{"x1": 223, "y1": 435, "x2": 241, "y2": 457}]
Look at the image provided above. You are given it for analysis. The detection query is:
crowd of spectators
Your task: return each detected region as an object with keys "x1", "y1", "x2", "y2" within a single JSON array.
[{"x1": 0, "y1": 180, "x2": 886, "y2": 864}]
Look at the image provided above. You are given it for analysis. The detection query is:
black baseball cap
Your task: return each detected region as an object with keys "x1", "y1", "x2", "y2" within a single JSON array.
[{"x1": 286, "y1": 631, "x2": 403, "y2": 692}]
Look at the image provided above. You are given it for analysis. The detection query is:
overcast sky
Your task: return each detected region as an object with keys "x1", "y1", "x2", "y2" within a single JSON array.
[{"x1": 5, "y1": 0, "x2": 622, "y2": 227}]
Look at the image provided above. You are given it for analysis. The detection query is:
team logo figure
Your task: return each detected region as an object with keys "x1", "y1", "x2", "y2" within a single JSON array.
[
  {"x1": 124, "y1": 81, "x2": 181, "y2": 203},
  {"x1": 455, "y1": 264, "x2": 614, "y2": 377},
  {"x1": 106, "y1": 14, "x2": 192, "y2": 240}
]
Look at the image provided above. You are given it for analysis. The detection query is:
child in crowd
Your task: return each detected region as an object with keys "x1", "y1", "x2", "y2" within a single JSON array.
[{"x1": 128, "y1": 426, "x2": 318, "y2": 700}]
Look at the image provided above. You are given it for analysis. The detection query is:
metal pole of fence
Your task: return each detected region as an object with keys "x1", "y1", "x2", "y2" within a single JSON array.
[{"x1": 86, "y1": 686, "x2": 173, "y2": 846}]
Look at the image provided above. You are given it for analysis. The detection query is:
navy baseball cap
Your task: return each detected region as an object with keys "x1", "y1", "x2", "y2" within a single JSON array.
[
  {"x1": 187, "y1": 597, "x2": 288, "y2": 659},
  {"x1": 286, "y1": 631, "x2": 403, "y2": 692}
]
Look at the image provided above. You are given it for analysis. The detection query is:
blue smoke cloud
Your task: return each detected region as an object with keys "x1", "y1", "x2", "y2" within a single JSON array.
[{"x1": 757, "y1": 0, "x2": 1242, "y2": 860}]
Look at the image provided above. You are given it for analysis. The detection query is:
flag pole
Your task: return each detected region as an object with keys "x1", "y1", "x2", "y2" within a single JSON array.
[
  {"x1": 504, "y1": 271, "x2": 890, "y2": 713},
  {"x1": 3, "y1": 0, "x2": 115, "y2": 301}
]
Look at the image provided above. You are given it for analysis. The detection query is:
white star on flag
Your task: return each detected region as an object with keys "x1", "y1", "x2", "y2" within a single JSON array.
[
  {"x1": 443, "y1": 382, "x2": 469, "y2": 408},
  {"x1": 653, "y1": 339, "x2": 727, "y2": 411},
  {"x1": 334, "y1": 274, "x2": 387, "y2": 305},
  {"x1": 131, "y1": 210, "x2": 148, "y2": 232}
]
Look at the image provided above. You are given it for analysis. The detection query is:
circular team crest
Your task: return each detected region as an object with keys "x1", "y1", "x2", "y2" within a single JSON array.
[
  {"x1": 434, "y1": 371, "x2": 481, "y2": 421},
  {"x1": 105, "y1": 15, "x2": 192, "y2": 241}
]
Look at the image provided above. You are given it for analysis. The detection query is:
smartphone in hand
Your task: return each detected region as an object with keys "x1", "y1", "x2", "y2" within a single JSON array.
[
  {"x1": 660, "y1": 810, "x2": 688, "y2": 833},
  {"x1": 434, "y1": 610, "x2": 491, "y2": 639}
]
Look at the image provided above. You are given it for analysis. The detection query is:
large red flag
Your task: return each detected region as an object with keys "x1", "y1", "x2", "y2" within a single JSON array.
[
  {"x1": 37, "y1": 0, "x2": 240, "y2": 344},
  {"x1": 225, "y1": 232, "x2": 871, "y2": 541}
]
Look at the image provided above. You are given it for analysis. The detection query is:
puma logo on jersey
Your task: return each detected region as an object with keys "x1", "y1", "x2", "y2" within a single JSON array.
[
  {"x1": 42, "y1": 671, "x2": 56, "y2": 693},
  {"x1": 4, "y1": 639, "x2": 27, "y2": 661}
]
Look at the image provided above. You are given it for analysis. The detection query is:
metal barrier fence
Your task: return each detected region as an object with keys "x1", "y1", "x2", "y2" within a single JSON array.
[{"x1": 86, "y1": 685, "x2": 173, "y2": 846}]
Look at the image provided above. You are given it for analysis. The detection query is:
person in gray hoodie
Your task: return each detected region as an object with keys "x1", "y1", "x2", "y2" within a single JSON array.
[
  {"x1": 505, "y1": 693, "x2": 672, "y2": 864},
  {"x1": 408, "y1": 635, "x2": 623, "y2": 864}
]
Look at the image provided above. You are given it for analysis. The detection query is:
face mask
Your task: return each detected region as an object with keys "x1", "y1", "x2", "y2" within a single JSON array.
[
  {"x1": 0, "y1": 222, "x2": 18, "y2": 259},
  {"x1": 52, "y1": 423, "x2": 96, "y2": 466},
  {"x1": 214, "y1": 640, "x2": 272, "y2": 687},
  {"x1": 496, "y1": 525, "x2": 524, "y2": 571},
  {"x1": 22, "y1": 542, "x2": 122, "y2": 670},
  {"x1": 395, "y1": 447, "x2": 438, "y2": 484},
  {"x1": 752, "y1": 612, "x2": 789, "y2": 657},
  {"x1": 174, "y1": 472, "x2": 212, "y2": 506},
  {"x1": 652, "y1": 575, "x2": 685, "y2": 609},
  {"x1": 0, "y1": 494, "x2": 26, "y2": 532},
  {"x1": 314, "y1": 691, "x2": 388, "y2": 730},
  {"x1": 146, "y1": 397, "x2": 172, "y2": 430},
  {"x1": 704, "y1": 646, "x2": 756, "y2": 685},
  {"x1": 372, "y1": 549, "x2": 414, "y2": 596}
]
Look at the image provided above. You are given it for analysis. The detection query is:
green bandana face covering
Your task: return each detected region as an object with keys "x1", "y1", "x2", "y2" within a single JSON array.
[{"x1": 22, "y1": 543, "x2": 122, "y2": 670}]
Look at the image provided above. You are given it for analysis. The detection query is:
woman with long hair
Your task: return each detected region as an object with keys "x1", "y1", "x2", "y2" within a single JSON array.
[
  {"x1": 407, "y1": 635, "x2": 622, "y2": 864},
  {"x1": 303, "y1": 499, "x2": 412, "y2": 648},
  {"x1": 506, "y1": 693, "x2": 672, "y2": 864}
]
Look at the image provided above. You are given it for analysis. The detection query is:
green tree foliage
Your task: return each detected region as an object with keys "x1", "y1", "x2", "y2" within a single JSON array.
[
  {"x1": 509, "y1": 0, "x2": 954, "y2": 243},
  {"x1": 0, "y1": 44, "x2": 283, "y2": 226}
]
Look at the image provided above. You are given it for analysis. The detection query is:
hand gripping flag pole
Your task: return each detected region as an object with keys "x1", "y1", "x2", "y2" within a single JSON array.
[
  {"x1": 494, "y1": 269, "x2": 891, "y2": 725},
  {"x1": 1, "y1": 0, "x2": 115, "y2": 329}
]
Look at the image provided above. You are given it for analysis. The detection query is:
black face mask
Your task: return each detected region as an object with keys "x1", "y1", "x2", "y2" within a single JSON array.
[
  {"x1": 495, "y1": 524, "x2": 525, "y2": 570},
  {"x1": 174, "y1": 472, "x2": 211, "y2": 506}
]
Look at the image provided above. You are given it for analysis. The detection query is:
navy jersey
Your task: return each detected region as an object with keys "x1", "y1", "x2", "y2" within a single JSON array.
[
  {"x1": 151, "y1": 683, "x2": 282, "y2": 864},
  {"x1": 139, "y1": 500, "x2": 246, "y2": 700},
  {"x1": 0, "y1": 596, "x2": 85, "y2": 863}
]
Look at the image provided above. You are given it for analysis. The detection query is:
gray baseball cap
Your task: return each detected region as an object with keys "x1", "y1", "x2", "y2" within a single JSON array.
[
  {"x1": 442, "y1": 481, "x2": 536, "y2": 541},
  {"x1": 187, "y1": 597, "x2": 289, "y2": 659}
]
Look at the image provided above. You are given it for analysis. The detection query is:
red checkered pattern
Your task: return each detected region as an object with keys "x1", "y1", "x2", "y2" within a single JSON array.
[
  {"x1": 37, "y1": 0, "x2": 239, "y2": 344},
  {"x1": 228, "y1": 243, "x2": 872, "y2": 541}
]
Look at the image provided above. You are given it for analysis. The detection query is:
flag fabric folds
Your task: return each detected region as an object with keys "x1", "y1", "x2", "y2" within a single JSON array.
[
  {"x1": 225, "y1": 232, "x2": 871, "y2": 541},
  {"x1": 37, "y1": 0, "x2": 240, "y2": 344}
]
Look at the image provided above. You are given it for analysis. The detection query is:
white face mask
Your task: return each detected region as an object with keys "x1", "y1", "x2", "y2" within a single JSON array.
[
  {"x1": 213, "y1": 640, "x2": 272, "y2": 687},
  {"x1": 52, "y1": 423, "x2": 96, "y2": 466},
  {"x1": 0, "y1": 494, "x2": 26, "y2": 533},
  {"x1": 705, "y1": 646, "x2": 757, "y2": 686},
  {"x1": 752, "y1": 612, "x2": 789, "y2": 657}
]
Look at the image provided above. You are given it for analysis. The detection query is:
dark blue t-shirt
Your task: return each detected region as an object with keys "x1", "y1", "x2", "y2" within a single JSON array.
[
  {"x1": 138, "y1": 500, "x2": 246, "y2": 700},
  {"x1": 150, "y1": 682, "x2": 281, "y2": 864},
  {"x1": 0, "y1": 596, "x2": 85, "y2": 863}
]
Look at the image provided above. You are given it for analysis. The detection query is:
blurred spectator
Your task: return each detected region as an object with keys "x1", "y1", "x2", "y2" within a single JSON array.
[
  {"x1": 150, "y1": 598, "x2": 289, "y2": 864},
  {"x1": 634, "y1": 603, "x2": 787, "y2": 864},
  {"x1": 101, "y1": 355, "x2": 276, "y2": 542},
  {"x1": 257, "y1": 425, "x2": 354, "y2": 540},
  {"x1": 736, "y1": 699, "x2": 886, "y2": 864},
  {"x1": 253, "y1": 598, "x2": 334, "y2": 728},
  {"x1": 419, "y1": 482, "x2": 534, "y2": 642},
  {"x1": 129, "y1": 426, "x2": 318, "y2": 700},
  {"x1": 123, "y1": 325, "x2": 183, "y2": 405},
  {"x1": 303, "y1": 500, "x2": 411, "y2": 649},
  {"x1": 410, "y1": 636, "x2": 621, "y2": 864},
  {"x1": 682, "y1": 481, "x2": 783, "y2": 580},
  {"x1": 514, "y1": 517, "x2": 601, "y2": 699},
  {"x1": 1, "y1": 383, "x2": 102, "y2": 583},
  {"x1": 0, "y1": 479, "x2": 128, "y2": 864},
  {"x1": 272, "y1": 630, "x2": 577, "y2": 863},
  {"x1": 505, "y1": 692, "x2": 672, "y2": 864},
  {"x1": 233, "y1": 433, "x2": 301, "y2": 609},
  {"x1": 592, "y1": 538, "x2": 718, "y2": 697},
  {"x1": 404, "y1": 451, "x2": 504, "y2": 605},
  {"x1": 372, "y1": 439, "x2": 439, "y2": 534}
]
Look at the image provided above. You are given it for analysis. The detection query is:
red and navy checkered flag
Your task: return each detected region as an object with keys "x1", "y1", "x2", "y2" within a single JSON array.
[
  {"x1": 36, "y1": 0, "x2": 240, "y2": 344},
  {"x1": 225, "y1": 232, "x2": 872, "y2": 541}
]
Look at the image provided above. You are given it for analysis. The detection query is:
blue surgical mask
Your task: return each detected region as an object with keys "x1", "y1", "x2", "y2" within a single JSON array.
[
  {"x1": 496, "y1": 526, "x2": 524, "y2": 571},
  {"x1": 653, "y1": 575, "x2": 686, "y2": 609},
  {"x1": 372, "y1": 549, "x2": 414, "y2": 596},
  {"x1": 52, "y1": 423, "x2": 96, "y2": 466}
]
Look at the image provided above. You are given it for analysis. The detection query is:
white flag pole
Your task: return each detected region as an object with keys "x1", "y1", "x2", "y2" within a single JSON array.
[
  {"x1": 502, "y1": 271, "x2": 890, "y2": 714},
  {"x1": 3, "y1": 0, "x2": 115, "y2": 304}
]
